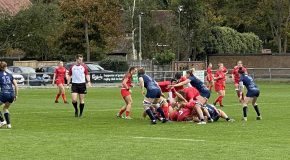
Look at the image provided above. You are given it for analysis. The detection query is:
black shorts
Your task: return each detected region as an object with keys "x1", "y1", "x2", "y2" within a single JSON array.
[{"x1": 71, "y1": 83, "x2": 87, "y2": 94}]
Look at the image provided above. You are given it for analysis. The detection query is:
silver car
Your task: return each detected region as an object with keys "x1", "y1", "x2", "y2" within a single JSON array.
[{"x1": 6, "y1": 69, "x2": 25, "y2": 85}]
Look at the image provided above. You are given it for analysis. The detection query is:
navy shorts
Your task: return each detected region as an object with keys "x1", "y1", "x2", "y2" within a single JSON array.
[
  {"x1": 0, "y1": 93, "x2": 15, "y2": 104},
  {"x1": 210, "y1": 110, "x2": 220, "y2": 121},
  {"x1": 246, "y1": 89, "x2": 260, "y2": 98},
  {"x1": 146, "y1": 89, "x2": 161, "y2": 99},
  {"x1": 200, "y1": 89, "x2": 211, "y2": 99}
]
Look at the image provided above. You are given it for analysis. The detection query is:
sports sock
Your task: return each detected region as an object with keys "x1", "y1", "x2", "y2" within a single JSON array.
[
  {"x1": 214, "y1": 96, "x2": 221, "y2": 104},
  {"x1": 72, "y1": 102, "x2": 78, "y2": 116},
  {"x1": 79, "y1": 103, "x2": 85, "y2": 117},
  {"x1": 61, "y1": 93, "x2": 67, "y2": 102},
  {"x1": 243, "y1": 106, "x2": 248, "y2": 118},
  {"x1": 156, "y1": 107, "x2": 166, "y2": 119},
  {"x1": 0, "y1": 111, "x2": 4, "y2": 122},
  {"x1": 118, "y1": 108, "x2": 126, "y2": 116},
  {"x1": 161, "y1": 104, "x2": 169, "y2": 119},
  {"x1": 145, "y1": 109, "x2": 156, "y2": 121},
  {"x1": 4, "y1": 111, "x2": 10, "y2": 124},
  {"x1": 253, "y1": 105, "x2": 261, "y2": 116},
  {"x1": 55, "y1": 94, "x2": 60, "y2": 101},
  {"x1": 125, "y1": 111, "x2": 130, "y2": 117},
  {"x1": 219, "y1": 96, "x2": 224, "y2": 106}
]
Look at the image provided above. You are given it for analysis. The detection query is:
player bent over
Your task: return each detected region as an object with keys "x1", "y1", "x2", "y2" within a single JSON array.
[
  {"x1": 238, "y1": 67, "x2": 261, "y2": 121},
  {"x1": 170, "y1": 69, "x2": 210, "y2": 105},
  {"x1": 0, "y1": 61, "x2": 18, "y2": 129},
  {"x1": 202, "y1": 104, "x2": 234, "y2": 122},
  {"x1": 138, "y1": 68, "x2": 167, "y2": 124},
  {"x1": 117, "y1": 66, "x2": 137, "y2": 119}
]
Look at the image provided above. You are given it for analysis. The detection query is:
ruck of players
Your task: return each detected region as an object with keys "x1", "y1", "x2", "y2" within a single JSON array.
[{"x1": 117, "y1": 60, "x2": 262, "y2": 125}]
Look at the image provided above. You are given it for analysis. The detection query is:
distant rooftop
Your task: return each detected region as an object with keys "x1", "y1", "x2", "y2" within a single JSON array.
[{"x1": 0, "y1": 0, "x2": 31, "y2": 16}]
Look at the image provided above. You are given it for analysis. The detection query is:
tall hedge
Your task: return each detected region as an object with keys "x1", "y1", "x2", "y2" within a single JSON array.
[
  {"x1": 206, "y1": 26, "x2": 262, "y2": 54},
  {"x1": 99, "y1": 59, "x2": 129, "y2": 72}
]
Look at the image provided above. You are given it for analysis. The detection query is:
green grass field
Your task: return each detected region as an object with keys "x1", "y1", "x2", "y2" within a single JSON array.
[{"x1": 0, "y1": 82, "x2": 290, "y2": 160}]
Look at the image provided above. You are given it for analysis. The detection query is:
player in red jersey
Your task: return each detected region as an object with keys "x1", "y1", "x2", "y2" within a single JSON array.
[
  {"x1": 52, "y1": 61, "x2": 68, "y2": 104},
  {"x1": 206, "y1": 63, "x2": 214, "y2": 92},
  {"x1": 213, "y1": 65, "x2": 226, "y2": 107},
  {"x1": 117, "y1": 67, "x2": 137, "y2": 119},
  {"x1": 174, "y1": 72, "x2": 191, "y2": 91},
  {"x1": 174, "y1": 90, "x2": 206, "y2": 124},
  {"x1": 232, "y1": 60, "x2": 247, "y2": 99}
]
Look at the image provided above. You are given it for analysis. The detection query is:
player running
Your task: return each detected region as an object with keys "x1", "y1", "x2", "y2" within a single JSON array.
[
  {"x1": 170, "y1": 68, "x2": 210, "y2": 105},
  {"x1": 232, "y1": 60, "x2": 247, "y2": 99},
  {"x1": 238, "y1": 67, "x2": 261, "y2": 121},
  {"x1": 67, "y1": 54, "x2": 91, "y2": 117},
  {"x1": 138, "y1": 68, "x2": 167, "y2": 124},
  {"x1": 52, "y1": 61, "x2": 68, "y2": 104},
  {"x1": 206, "y1": 63, "x2": 214, "y2": 92},
  {"x1": 213, "y1": 65, "x2": 226, "y2": 107},
  {"x1": 117, "y1": 66, "x2": 137, "y2": 119},
  {"x1": 0, "y1": 61, "x2": 18, "y2": 129}
]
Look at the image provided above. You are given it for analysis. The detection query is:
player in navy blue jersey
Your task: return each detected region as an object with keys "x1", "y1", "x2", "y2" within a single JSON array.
[
  {"x1": 0, "y1": 61, "x2": 18, "y2": 129},
  {"x1": 202, "y1": 104, "x2": 234, "y2": 122},
  {"x1": 170, "y1": 69, "x2": 210, "y2": 105},
  {"x1": 138, "y1": 68, "x2": 167, "y2": 124},
  {"x1": 238, "y1": 67, "x2": 261, "y2": 121}
]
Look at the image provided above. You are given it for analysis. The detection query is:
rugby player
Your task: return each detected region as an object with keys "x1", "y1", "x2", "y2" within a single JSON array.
[
  {"x1": 138, "y1": 68, "x2": 167, "y2": 124},
  {"x1": 117, "y1": 66, "x2": 137, "y2": 119},
  {"x1": 0, "y1": 61, "x2": 18, "y2": 129},
  {"x1": 213, "y1": 65, "x2": 226, "y2": 107},
  {"x1": 206, "y1": 63, "x2": 214, "y2": 92},
  {"x1": 232, "y1": 60, "x2": 247, "y2": 99},
  {"x1": 238, "y1": 67, "x2": 261, "y2": 121},
  {"x1": 52, "y1": 61, "x2": 68, "y2": 103}
]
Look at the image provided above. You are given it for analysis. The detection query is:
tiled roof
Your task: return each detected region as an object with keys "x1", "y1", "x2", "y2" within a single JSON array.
[{"x1": 0, "y1": 0, "x2": 32, "y2": 16}]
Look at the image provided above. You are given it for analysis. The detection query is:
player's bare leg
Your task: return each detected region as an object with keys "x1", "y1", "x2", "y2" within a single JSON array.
[
  {"x1": 3, "y1": 103, "x2": 11, "y2": 128},
  {"x1": 242, "y1": 97, "x2": 252, "y2": 121},
  {"x1": 218, "y1": 109, "x2": 234, "y2": 122},
  {"x1": 252, "y1": 97, "x2": 261, "y2": 120}
]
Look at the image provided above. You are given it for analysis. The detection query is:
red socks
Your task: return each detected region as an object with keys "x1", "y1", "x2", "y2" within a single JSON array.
[
  {"x1": 125, "y1": 111, "x2": 130, "y2": 117},
  {"x1": 61, "y1": 93, "x2": 67, "y2": 102},
  {"x1": 214, "y1": 96, "x2": 224, "y2": 106},
  {"x1": 119, "y1": 108, "x2": 126, "y2": 116},
  {"x1": 55, "y1": 94, "x2": 60, "y2": 101},
  {"x1": 161, "y1": 103, "x2": 169, "y2": 119}
]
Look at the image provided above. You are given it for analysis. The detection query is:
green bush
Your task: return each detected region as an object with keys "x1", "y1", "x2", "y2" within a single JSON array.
[
  {"x1": 207, "y1": 26, "x2": 262, "y2": 54},
  {"x1": 99, "y1": 59, "x2": 129, "y2": 72},
  {"x1": 153, "y1": 50, "x2": 175, "y2": 65}
]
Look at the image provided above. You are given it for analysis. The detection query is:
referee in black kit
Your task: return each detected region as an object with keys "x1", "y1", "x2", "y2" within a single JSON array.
[{"x1": 67, "y1": 54, "x2": 92, "y2": 117}]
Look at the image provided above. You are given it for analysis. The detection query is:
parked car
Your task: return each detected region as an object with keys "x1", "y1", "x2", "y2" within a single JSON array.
[
  {"x1": 8, "y1": 66, "x2": 51, "y2": 86},
  {"x1": 65, "y1": 62, "x2": 113, "y2": 73},
  {"x1": 6, "y1": 69, "x2": 25, "y2": 85}
]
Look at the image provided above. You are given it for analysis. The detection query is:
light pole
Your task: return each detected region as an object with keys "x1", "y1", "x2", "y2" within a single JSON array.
[
  {"x1": 139, "y1": 12, "x2": 144, "y2": 67},
  {"x1": 177, "y1": 5, "x2": 184, "y2": 61}
]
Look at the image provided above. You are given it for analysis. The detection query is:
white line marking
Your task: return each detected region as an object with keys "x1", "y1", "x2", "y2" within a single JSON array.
[{"x1": 132, "y1": 136, "x2": 205, "y2": 142}]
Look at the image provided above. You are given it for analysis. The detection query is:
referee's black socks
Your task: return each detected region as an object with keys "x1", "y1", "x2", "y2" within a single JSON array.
[
  {"x1": 79, "y1": 103, "x2": 85, "y2": 117},
  {"x1": 72, "y1": 102, "x2": 78, "y2": 117}
]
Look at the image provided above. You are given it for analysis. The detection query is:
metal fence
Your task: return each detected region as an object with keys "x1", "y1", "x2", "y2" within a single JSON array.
[{"x1": 10, "y1": 68, "x2": 290, "y2": 87}]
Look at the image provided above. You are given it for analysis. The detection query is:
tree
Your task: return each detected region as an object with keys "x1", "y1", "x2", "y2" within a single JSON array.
[
  {"x1": 0, "y1": 3, "x2": 64, "y2": 60},
  {"x1": 59, "y1": 0, "x2": 122, "y2": 61},
  {"x1": 258, "y1": 0, "x2": 290, "y2": 53}
]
